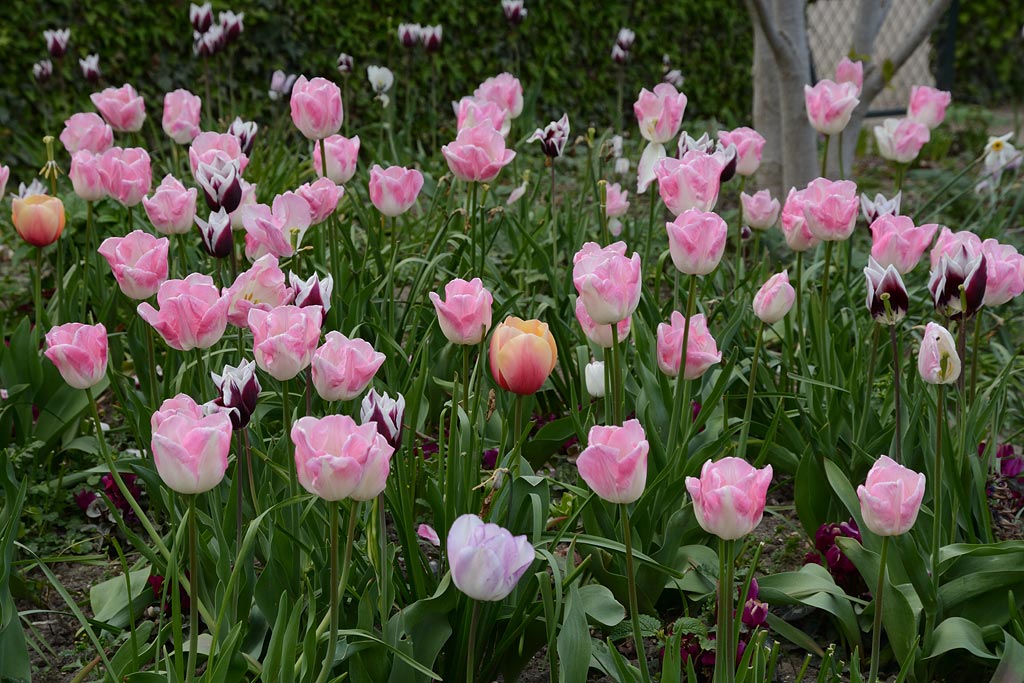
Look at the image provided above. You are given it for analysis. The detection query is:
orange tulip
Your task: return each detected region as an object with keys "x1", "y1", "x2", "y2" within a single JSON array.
[
  {"x1": 13, "y1": 195, "x2": 65, "y2": 247},
  {"x1": 489, "y1": 316, "x2": 557, "y2": 395}
]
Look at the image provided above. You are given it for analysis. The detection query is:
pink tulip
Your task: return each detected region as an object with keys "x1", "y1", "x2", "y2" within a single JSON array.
[
  {"x1": 368, "y1": 165, "x2": 424, "y2": 217},
  {"x1": 44, "y1": 322, "x2": 108, "y2": 389},
  {"x1": 313, "y1": 135, "x2": 360, "y2": 184},
  {"x1": 296, "y1": 177, "x2": 344, "y2": 225},
  {"x1": 69, "y1": 151, "x2": 107, "y2": 202},
  {"x1": 98, "y1": 230, "x2": 170, "y2": 300},
  {"x1": 441, "y1": 123, "x2": 516, "y2": 183},
  {"x1": 634, "y1": 82, "x2": 687, "y2": 144},
  {"x1": 151, "y1": 394, "x2": 232, "y2": 494},
  {"x1": 248, "y1": 305, "x2": 323, "y2": 381},
  {"x1": 311, "y1": 332, "x2": 386, "y2": 401},
  {"x1": 605, "y1": 182, "x2": 629, "y2": 218},
  {"x1": 90, "y1": 83, "x2": 146, "y2": 133},
  {"x1": 12, "y1": 195, "x2": 65, "y2": 247},
  {"x1": 289, "y1": 75, "x2": 344, "y2": 140},
  {"x1": 60, "y1": 112, "x2": 113, "y2": 155},
  {"x1": 874, "y1": 118, "x2": 930, "y2": 164},
  {"x1": 453, "y1": 96, "x2": 509, "y2": 136},
  {"x1": 99, "y1": 147, "x2": 152, "y2": 207},
  {"x1": 655, "y1": 152, "x2": 724, "y2": 215},
  {"x1": 929, "y1": 227, "x2": 981, "y2": 270},
  {"x1": 222, "y1": 254, "x2": 293, "y2": 328},
  {"x1": 917, "y1": 321, "x2": 960, "y2": 385},
  {"x1": 429, "y1": 277, "x2": 494, "y2": 345},
  {"x1": 142, "y1": 174, "x2": 198, "y2": 235},
  {"x1": 489, "y1": 317, "x2": 558, "y2": 395},
  {"x1": 834, "y1": 57, "x2": 864, "y2": 94},
  {"x1": 686, "y1": 457, "x2": 773, "y2": 540},
  {"x1": 717, "y1": 127, "x2": 766, "y2": 176},
  {"x1": 417, "y1": 524, "x2": 440, "y2": 546},
  {"x1": 804, "y1": 80, "x2": 859, "y2": 135},
  {"x1": 473, "y1": 72, "x2": 524, "y2": 119},
  {"x1": 447, "y1": 513, "x2": 534, "y2": 601},
  {"x1": 801, "y1": 178, "x2": 859, "y2": 242},
  {"x1": 242, "y1": 192, "x2": 313, "y2": 260},
  {"x1": 857, "y1": 455, "x2": 925, "y2": 536},
  {"x1": 982, "y1": 239, "x2": 1024, "y2": 306},
  {"x1": 576, "y1": 419, "x2": 648, "y2": 504},
  {"x1": 575, "y1": 298, "x2": 630, "y2": 348},
  {"x1": 753, "y1": 271, "x2": 796, "y2": 324},
  {"x1": 138, "y1": 274, "x2": 229, "y2": 351},
  {"x1": 162, "y1": 89, "x2": 202, "y2": 144},
  {"x1": 907, "y1": 86, "x2": 952, "y2": 130},
  {"x1": 291, "y1": 415, "x2": 393, "y2": 501},
  {"x1": 666, "y1": 209, "x2": 728, "y2": 276},
  {"x1": 869, "y1": 215, "x2": 938, "y2": 274},
  {"x1": 188, "y1": 132, "x2": 249, "y2": 178},
  {"x1": 572, "y1": 242, "x2": 642, "y2": 325},
  {"x1": 657, "y1": 312, "x2": 722, "y2": 379},
  {"x1": 741, "y1": 190, "x2": 780, "y2": 230},
  {"x1": 780, "y1": 187, "x2": 821, "y2": 252},
  {"x1": 0, "y1": 165, "x2": 7, "y2": 202}
]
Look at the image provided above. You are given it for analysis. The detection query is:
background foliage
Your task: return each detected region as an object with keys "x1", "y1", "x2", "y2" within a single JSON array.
[{"x1": 940, "y1": 0, "x2": 1024, "y2": 106}]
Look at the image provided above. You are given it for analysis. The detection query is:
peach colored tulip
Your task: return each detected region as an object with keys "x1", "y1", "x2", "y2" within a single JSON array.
[
  {"x1": 60, "y1": 112, "x2": 113, "y2": 154},
  {"x1": 441, "y1": 123, "x2": 516, "y2": 183},
  {"x1": 313, "y1": 134, "x2": 360, "y2": 184},
  {"x1": 489, "y1": 317, "x2": 558, "y2": 395},
  {"x1": 666, "y1": 209, "x2": 728, "y2": 276},
  {"x1": 577, "y1": 419, "x2": 648, "y2": 504},
  {"x1": 138, "y1": 274, "x2": 229, "y2": 351},
  {"x1": 98, "y1": 230, "x2": 170, "y2": 300},
  {"x1": 686, "y1": 457, "x2": 773, "y2": 540},
  {"x1": 151, "y1": 394, "x2": 232, "y2": 494},
  {"x1": 368, "y1": 165, "x2": 424, "y2": 217},
  {"x1": 857, "y1": 456, "x2": 925, "y2": 536},
  {"x1": 13, "y1": 194, "x2": 65, "y2": 247},
  {"x1": 291, "y1": 415, "x2": 393, "y2": 501},
  {"x1": 290, "y1": 75, "x2": 344, "y2": 140},
  {"x1": 311, "y1": 332, "x2": 386, "y2": 401},
  {"x1": 44, "y1": 322, "x2": 108, "y2": 389},
  {"x1": 429, "y1": 277, "x2": 494, "y2": 345},
  {"x1": 91, "y1": 83, "x2": 146, "y2": 133},
  {"x1": 248, "y1": 305, "x2": 323, "y2": 381},
  {"x1": 657, "y1": 312, "x2": 721, "y2": 380},
  {"x1": 143, "y1": 175, "x2": 198, "y2": 235}
]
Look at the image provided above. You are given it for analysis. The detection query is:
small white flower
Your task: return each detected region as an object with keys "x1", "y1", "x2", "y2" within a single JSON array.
[{"x1": 367, "y1": 65, "x2": 394, "y2": 94}]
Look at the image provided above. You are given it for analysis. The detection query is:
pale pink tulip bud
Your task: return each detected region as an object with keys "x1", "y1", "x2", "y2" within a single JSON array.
[
  {"x1": 368, "y1": 164, "x2": 424, "y2": 216},
  {"x1": 864, "y1": 258, "x2": 908, "y2": 325},
  {"x1": 361, "y1": 389, "x2": 405, "y2": 450},
  {"x1": 12, "y1": 194, "x2": 65, "y2": 247},
  {"x1": 861, "y1": 191, "x2": 901, "y2": 225},
  {"x1": 741, "y1": 190, "x2": 780, "y2": 230},
  {"x1": 928, "y1": 246, "x2": 986, "y2": 318},
  {"x1": 196, "y1": 158, "x2": 243, "y2": 213},
  {"x1": 290, "y1": 272, "x2": 334, "y2": 313},
  {"x1": 223, "y1": 254, "x2": 292, "y2": 327},
  {"x1": 0, "y1": 165, "x2": 8, "y2": 202},
  {"x1": 151, "y1": 394, "x2": 232, "y2": 494},
  {"x1": 189, "y1": 131, "x2": 249, "y2": 178},
  {"x1": 666, "y1": 209, "x2": 728, "y2": 276},
  {"x1": 313, "y1": 135, "x2": 360, "y2": 184},
  {"x1": 312, "y1": 332, "x2": 386, "y2": 401},
  {"x1": 657, "y1": 312, "x2": 721, "y2": 379},
  {"x1": 268, "y1": 70, "x2": 298, "y2": 101},
  {"x1": 635, "y1": 83, "x2": 687, "y2": 144},
  {"x1": 489, "y1": 317, "x2": 558, "y2": 395},
  {"x1": 686, "y1": 457, "x2": 773, "y2": 540},
  {"x1": 473, "y1": 72, "x2": 524, "y2": 119},
  {"x1": 226, "y1": 117, "x2": 258, "y2": 156},
  {"x1": 605, "y1": 183, "x2": 629, "y2": 218},
  {"x1": 907, "y1": 86, "x2": 952, "y2": 130},
  {"x1": 420, "y1": 25, "x2": 443, "y2": 52},
  {"x1": 429, "y1": 277, "x2": 494, "y2": 345},
  {"x1": 143, "y1": 174, "x2": 198, "y2": 235},
  {"x1": 79, "y1": 54, "x2": 101, "y2": 83},
  {"x1": 211, "y1": 360, "x2": 260, "y2": 430},
  {"x1": 804, "y1": 80, "x2": 859, "y2": 135},
  {"x1": 242, "y1": 192, "x2": 312, "y2": 260},
  {"x1": 834, "y1": 57, "x2": 863, "y2": 94},
  {"x1": 874, "y1": 118, "x2": 930, "y2": 164},
  {"x1": 577, "y1": 419, "x2": 648, "y2": 504},
  {"x1": 454, "y1": 97, "x2": 510, "y2": 137},
  {"x1": 753, "y1": 271, "x2": 796, "y2": 324},
  {"x1": 60, "y1": 112, "x2": 113, "y2": 155},
  {"x1": 292, "y1": 415, "x2": 393, "y2": 501},
  {"x1": 929, "y1": 227, "x2": 981, "y2": 270},
  {"x1": 190, "y1": 2, "x2": 213, "y2": 32},
  {"x1": 447, "y1": 513, "x2": 534, "y2": 601},
  {"x1": 655, "y1": 152, "x2": 724, "y2": 215},
  {"x1": 249, "y1": 305, "x2": 323, "y2": 381},
  {"x1": 91, "y1": 84, "x2": 146, "y2": 133},
  {"x1": 295, "y1": 177, "x2": 344, "y2": 225},
  {"x1": 196, "y1": 208, "x2": 234, "y2": 259},
  {"x1": 398, "y1": 23, "x2": 421, "y2": 48},
  {"x1": 99, "y1": 147, "x2": 152, "y2": 207},
  {"x1": 162, "y1": 89, "x2": 202, "y2": 145},
  {"x1": 502, "y1": 0, "x2": 527, "y2": 26},
  {"x1": 44, "y1": 322, "x2": 108, "y2": 389},
  {"x1": 417, "y1": 523, "x2": 440, "y2": 546},
  {"x1": 289, "y1": 75, "x2": 344, "y2": 140},
  {"x1": 800, "y1": 178, "x2": 859, "y2": 242},
  {"x1": 69, "y1": 151, "x2": 107, "y2": 202},
  {"x1": 44, "y1": 28, "x2": 71, "y2": 58},
  {"x1": 917, "y1": 321, "x2": 960, "y2": 385},
  {"x1": 441, "y1": 123, "x2": 516, "y2": 183},
  {"x1": 869, "y1": 215, "x2": 938, "y2": 274},
  {"x1": 572, "y1": 242, "x2": 642, "y2": 325},
  {"x1": 857, "y1": 456, "x2": 925, "y2": 536},
  {"x1": 98, "y1": 230, "x2": 170, "y2": 300},
  {"x1": 138, "y1": 274, "x2": 229, "y2": 351},
  {"x1": 981, "y1": 239, "x2": 1024, "y2": 306},
  {"x1": 336, "y1": 53, "x2": 354, "y2": 75},
  {"x1": 527, "y1": 113, "x2": 570, "y2": 158},
  {"x1": 575, "y1": 298, "x2": 630, "y2": 348},
  {"x1": 717, "y1": 127, "x2": 765, "y2": 176}
]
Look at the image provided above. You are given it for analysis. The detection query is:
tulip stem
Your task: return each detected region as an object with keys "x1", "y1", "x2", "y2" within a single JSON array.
[
  {"x1": 890, "y1": 325, "x2": 903, "y2": 463},
  {"x1": 82, "y1": 201, "x2": 93, "y2": 321},
  {"x1": 145, "y1": 323, "x2": 159, "y2": 409},
  {"x1": 931, "y1": 383, "x2": 945, "y2": 608},
  {"x1": 795, "y1": 251, "x2": 803, "y2": 345},
  {"x1": 376, "y1": 493, "x2": 389, "y2": 626},
  {"x1": 621, "y1": 504, "x2": 652, "y2": 683},
  {"x1": 857, "y1": 326, "x2": 880, "y2": 447},
  {"x1": 969, "y1": 315, "x2": 982, "y2": 403},
  {"x1": 467, "y1": 600, "x2": 482, "y2": 683},
  {"x1": 194, "y1": 349, "x2": 207, "y2": 402},
  {"x1": 33, "y1": 247, "x2": 44, "y2": 330},
  {"x1": 243, "y1": 428, "x2": 260, "y2": 515},
  {"x1": 868, "y1": 536, "x2": 890, "y2": 683},
  {"x1": 319, "y1": 137, "x2": 341, "y2": 305},
  {"x1": 716, "y1": 538, "x2": 736, "y2": 683},
  {"x1": 734, "y1": 176, "x2": 746, "y2": 291},
  {"x1": 738, "y1": 320, "x2": 765, "y2": 462},
  {"x1": 644, "y1": 189, "x2": 656, "y2": 278},
  {"x1": 610, "y1": 324, "x2": 624, "y2": 425},
  {"x1": 667, "y1": 275, "x2": 697, "y2": 463},
  {"x1": 186, "y1": 495, "x2": 199, "y2": 683},
  {"x1": 821, "y1": 241, "x2": 833, "y2": 314},
  {"x1": 821, "y1": 135, "x2": 830, "y2": 178}
]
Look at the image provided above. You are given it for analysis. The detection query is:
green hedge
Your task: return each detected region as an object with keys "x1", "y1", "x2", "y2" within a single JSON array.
[{"x1": 941, "y1": 0, "x2": 1024, "y2": 105}]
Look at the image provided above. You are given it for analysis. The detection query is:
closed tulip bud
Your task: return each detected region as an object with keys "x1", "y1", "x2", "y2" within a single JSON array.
[
  {"x1": 313, "y1": 135, "x2": 360, "y2": 184},
  {"x1": 219, "y1": 10, "x2": 244, "y2": 42},
  {"x1": 577, "y1": 419, "x2": 648, "y2": 504},
  {"x1": 616, "y1": 27, "x2": 635, "y2": 50},
  {"x1": 226, "y1": 117, "x2": 258, "y2": 156},
  {"x1": 981, "y1": 239, "x2": 1024, "y2": 306},
  {"x1": 635, "y1": 83, "x2": 687, "y2": 144},
  {"x1": 489, "y1": 317, "x2": 558, "y2": 395},
  {"x1": 361, "y1": 389, "x2": 405, "y2": 450},
  {"x1": 804, "y1": 80, "x2": 859, "y2": 135},
  {"x1": 13, "y1": 194, "x2": 65, "y2": 247},
  {"x1": 801, "y1": 178, "x2": 858, "y2": 242},
  {"x1": 290, "y1": 75, "x2": 344, "y2": 140},
  {"x1": 98, "y1": 230, "x2": 170, "y2": 300},
  {"x1": 447, "y1": 514, "x2": 534, "y2": 601},
  {"x1": 196, "y1": 158, "x2": 242, "y2": 213},
  {"x1": 869, "y1": 215, "x2": 938, "y2": 274},
  {"x1": 151, "y1": 394, "x2": 231, "y2": 494},
  {"x1": 686, "y1": 457, "x2": 773, "y2": 540},
  {"x1": 249, "y1": 305, "x2": 323, "y2": 381},
  {"x1": 442, "y1": 123, "x2": 516, "y2": 183},
  {"x1": 420, "y1": 25, "x2": 443, "y2": 52},
  {"x1": 657, "y1": 312, "x2": 722, "y2": 379},
  {"x1": 429, "y1": 277, "x2": 494, "y2": 345},
  {"x1": 572, "y1": 242, "x2": 642, "y2": 324},
  {"x1": 473, "y1": 72, "x2": 524, "y2": 119},
  {"x1": 33, "y1": 60, "x2": 53, "y2": 83},
  {"x1": 69, "y1": 151, "x2": 107, "y2": 202},
  {"x1": 143, "y1": 174, "x2": 197, "y2": 235},
  {"x1": 295, "y1": 177, "x2": 343, "y2": 225},
  {"x1": 138, "y1": 274, "x2": 229, "y2": 351},
  {"x1": 44, "y1": 323, "x2": 108, "y2": 389},
  {"x1": 98, "y1": 147, "x2": 152, "y2": 207},
  {"x1": 857, "y1": 456, "x2": 925, "y2": 536},
  {"x1": 211, "y1": 360, "x2": 260, "y2": 430},
  {"x1": 575, "y1": 298, "x2": 630, "y2": 348},
  {"x1": 863, "y1": 258, "x2": 908, "y2": 325},
  {"x1": 874, "y1": 118, "x2": 930, "y2": 164},
  {"x1": 336, "y1": 53, "x2": 354, "y2": 75},
  {"x1": 43, "y1": 28, "x2": 70, "y2": 58},
  {"x1": 242, "y1": 192, "x2": 312, "y2": 260},
  {"x1": 605, "y1": 182, "x2": 630, "y2": 218},
  {"x1": 312, "y1": 332, "x2": 386, "y2": 402},
  {"x1": 928, "y1": 246, "x2": 986, "y2": 318},
  {"x1": 368, "y1": 164, "x2": 424, "y2": 216},
  {"x1": 91, "y1": 84, "x2": 146, "y2": 133},
  {"x1": 398, "y1": 23, "x2": 421, "y2": 48},
  {"x1": 743, "y1": 599, "x2": 770, "y2": 628},
  {"x1": 666, "y1": 209, "x2": 728, "y2": 275},
  {"x1": 655, "y1": 152, "x2": 725, "y2": 215},
  {"x1": 585, "y1": 360, "x2": 606, "y2": 398},
  {"x1": 188, "y1": 131, "x2": 249, "y2": 178},
  {"x1": 907, "y1": 86, "x2": 952, "y2": 130},
  {"x1": 79, "y1": 54, "x2": 101, "y2": 82},
  {"x1": 268, "y1": 70, "x2": 298, "y2": 101},
  {"x1": 193, "y1": 25, "x2": 225, "y2": 57},
  {"x1": 611, "y1": 44, "x2": 629, "y2": 64},
  {"x1": 717, "y1": 127, "x2": 766, "y2": 177},
  {"x1": 60, "y1": 112, "x2": 113, "y2": 155},
  {"x1": 528, "y1": 113, "x2": 570, "y2": 158},
  {"x1": 196, "y1": 208, "x2": 234, "y2": 258},
  {"x1": 502, "y1": 0, "x2": 527, "y2": 26},
  {"x1": 290, "y1": 271, "x2": 333, "y2": 312},
  {"x1": 190, "y1": 2, "x2": 213, "y2": 32},
  {"x1": 741, "y1": 190, "x2": 780, "y2": 230},
  {"x1": 753, "y1": 271, "x2": 796, "y2": 324},
  {"x1": 780, "y1": 187, "x2": 820, "y2": 252},
  {"x1": 834, "y1": 57, "x2": 864, "y2": 94},
  {"x1": 918, "y1": 321, "x2": 960, "y2": 385},
  {"x1": 292, "y1": 415, "x2": 393, "y2": 501},
  {"x1": 861, "y1": 191, "x2": 901, "y2": 225},
  {"x1": 223, "y1": 254, "x2": 292, "y2": 327},
  {"x1": 678, "y1": 132, "x2": 715, "y2": 156},
  {"x1": 162, "y1": 89, "x2": 202, "y2": 145}
]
